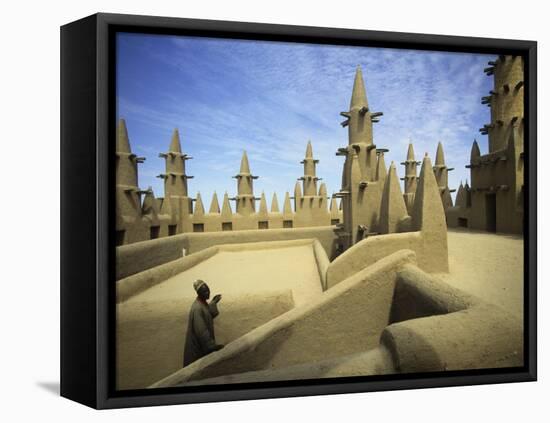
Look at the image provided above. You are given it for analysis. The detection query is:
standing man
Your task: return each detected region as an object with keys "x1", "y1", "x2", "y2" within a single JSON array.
[{"x1": 183, "y1": 279, "x2": 224, "y2": 367}]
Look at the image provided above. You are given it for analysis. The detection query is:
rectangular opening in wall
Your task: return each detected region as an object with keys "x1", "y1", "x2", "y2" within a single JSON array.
[
  {"x1": 222, "y1": 222, "x2": 233, "y2": 231},
  {"x1": 485, "y1": 193, "x2": 497, "y2": 232},
  {"x1": 331, "y1": 219, "x2": 340, "y2": 225},
  {"x1": 193, "y1": 223, "x2": 204, "y2": 233},
  {"x1": 115, "y1": 230, "x2": 126, "y2": 246},
  {"x1": 168, "y1": 224, "x2": 177, "y2": 236},
  {"x1": 283, "y1": 220, "x2": 293, "y2": 228},
  {"x1": 458, "y1": 217, "x2": 468, "y2": 228},
  {"x1": 258, "y1": 221, "x2": 268, "y2": 230},
  {"x1": 150, "y1": 226, "x2": 160, "y2": 239}
]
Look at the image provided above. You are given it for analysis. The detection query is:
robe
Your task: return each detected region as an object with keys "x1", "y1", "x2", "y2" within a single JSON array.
[{"x1": 183, "y1": 299, "x2": 219, "y2": 367}]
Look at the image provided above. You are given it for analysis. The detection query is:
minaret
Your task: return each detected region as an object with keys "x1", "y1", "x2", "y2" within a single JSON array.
[
  {"x1": 467, "y1": 139, "x2": 481, "y2": 193},
  {"x1": 433, "y1": 141, "x2": 454, "y2": 210},
  {"x1": 401, "y1": 143, "x2": 419, "y2": 214},
  {"x1": 336, "y1": 66, "x2": 386, "y2": 247},
  {"x1": 115, "y1": 119, "x2": 146, "y2": 244},
  {"x1": 233, "y1": 151, "x2": 258, "y2": 215},
  {"x1": 158, "y1": 129, "x2": 193, "y2": 198},
  {"x1": 116, "y1": 119, "x2": 141, "y2": 189},
  {"x1": 481, "y1": 55, "x2": 524, "y2": 152},
  {"x1": 157, "y1": 128, "x2": 194, "y2": 233},
  {"x1": 293, "y1": 140, "x2": 331, "y2": 227},
  {"x1": 300, "y1": 141, "x2": 320, "y2": 196}
]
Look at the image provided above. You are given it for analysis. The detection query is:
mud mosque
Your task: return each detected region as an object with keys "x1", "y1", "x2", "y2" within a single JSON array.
[{"x1": 115, "y1": 55, "x2": 524, "y2": 390}]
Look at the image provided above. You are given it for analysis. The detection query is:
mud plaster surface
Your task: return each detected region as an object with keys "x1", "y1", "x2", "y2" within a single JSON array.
[
  {"x1": 438, "y1": 228, "x2": 524, "y2": 319},
  {"x1": 117, "y1": 244, "x2": 323, "y2": 389}
]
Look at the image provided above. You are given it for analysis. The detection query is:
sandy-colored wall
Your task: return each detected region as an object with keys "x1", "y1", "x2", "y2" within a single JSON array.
[
  {"x1": 381, "y1": 264, "x2": 523, "y2": 373},
  {"x1": 326, "y1": 230, "x2": 448, "y2": 288},
  {"x1": 117, "y1": 238, "x2": 323, "y2": 302},
  {"x1": 150, "y1": 250, "x2": 416, "y2": 388},
  {"x1": 117, "y1": 290, "x2": 294, "y2": 390},
  {"x1": 117, "y1": 226, "x2": 338, "y2": 280}
]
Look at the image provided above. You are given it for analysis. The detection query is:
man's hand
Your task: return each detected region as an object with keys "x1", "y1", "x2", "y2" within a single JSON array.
[{"x1": 212, "y1": 294, "x2": 222, "y2": 304}]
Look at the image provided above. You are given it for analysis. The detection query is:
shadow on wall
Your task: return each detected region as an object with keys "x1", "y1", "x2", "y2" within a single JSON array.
[
  {"x1": 116, "y1": 291, "x2": 294, "y2": 390},
  {"x1": 150, "y1": 250, "x2": 416, "y2": 387},
  {"x1": 150, "y1": 250, "x2": 523, "y2": 388}
]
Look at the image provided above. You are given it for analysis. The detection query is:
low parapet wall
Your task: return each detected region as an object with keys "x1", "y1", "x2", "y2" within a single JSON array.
[
  {"x1": 150, "y1": 250, "x2": 416, "y2": 388},
  {"x1": 149, "y1": 251, "x2": 522, "y2": 388},
  {"x1": 381, "y1": 264, "x2": 523, "y2": 373},
  {"x1": 326, "y1": 229, "x2": 448, "y2": 289},
  {"x1": 117, "y1": 238, "x2": 327, "y2": 303},
  {"x1": 117, "y1": 290, "x2": 295, "y2": 390},
  {"x1": 117, "y1": 226, "x2": 338, "y2": 280}
]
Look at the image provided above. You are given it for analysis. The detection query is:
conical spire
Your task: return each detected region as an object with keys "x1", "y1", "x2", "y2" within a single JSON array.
[
  {"x1": 305, "y1": 140, "x2": 313, "y2": 159},
  {"x1": 319, "y1": 183, "x2": 327, "y2": 197},
  {"x1": 283, "y1": 192, "x2": 293, "y2": 215},
  {"x1": 194, "y1": 192, "x2": 205, "y2": 216},
  {"x1": 169, "y1": 128, "x2": 182, "y2": 153},
  {"x1": 141, "y1": 188, "x2": 158, "y2": 216},
  {"x1": 379, "y1": 162, "x2": 408, "y2": 234},
  {"x1": 407, "y1": 143, "x2": 415, "y2": 161},
  {"x1": 117, "y1": 119, "x2": 132, "y2": 153},
  {"x1": 294, "y1": 181, "x2": 302, "y2": 199},
  {"x1": 455, "y1": 182, "x2": 466, "y2": 208},
  {"x1": 350, "y1": 66, "x2": 368, "y2": 109},
  {"x1": 294, "y1": 181, "x2": 302, "y2": 211},
  {"x1": 221, "y1": 192, "x2": 232, "y2": 218},
  {"x1": 412, "y1": 154, "x2": 446, "y2": 232},
  {"x1": 209, "y1": 192, "x2": 220, "y2": 214},
  {"x1": 259, "y1": 192, "x2": 268, "y2": 214},
  {"x1": 239, "y1": 151, "x2": 251, "y2": 174},
  {"x1": 271, "y1": 193, "x2": 280, "y2": 213},
  {"x1": 376, "y1": 152, "x2": 387, "y2": 182},
  {"x1": 470, "y1": 139, "x2": 481, "y2": 162},
  {"x1": 435, "y1": 141, "x2": 446, "y2": 166}
]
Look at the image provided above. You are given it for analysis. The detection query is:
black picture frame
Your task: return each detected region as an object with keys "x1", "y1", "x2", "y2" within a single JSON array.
[{"x1": 60, "y1": 12, "x2": 537, "y2": 409}]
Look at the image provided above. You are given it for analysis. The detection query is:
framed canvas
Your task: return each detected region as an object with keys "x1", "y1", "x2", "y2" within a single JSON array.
[{"x1": 60, "y1": 13, "x2": 537, "y2": 409}]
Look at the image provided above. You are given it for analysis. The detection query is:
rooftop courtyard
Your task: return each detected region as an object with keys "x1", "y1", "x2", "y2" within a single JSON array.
[{"x1": 117, "y1": 230, "x2": 524, "y2": 389}]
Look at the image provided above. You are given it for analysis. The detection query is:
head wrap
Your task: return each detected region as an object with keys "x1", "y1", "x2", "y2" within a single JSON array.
[{"x1": 193, "y1": 279, "x2": 206, "y2": 292}]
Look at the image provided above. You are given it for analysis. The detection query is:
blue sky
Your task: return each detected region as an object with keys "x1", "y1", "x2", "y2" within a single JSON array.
[{"x1": 117, "y1": 32, "x2": 495, "y2": 210}]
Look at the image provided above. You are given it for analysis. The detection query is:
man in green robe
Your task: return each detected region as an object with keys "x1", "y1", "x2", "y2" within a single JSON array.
[{"x1": 183, "y1": 279, "x2": 224, "y2": 367}]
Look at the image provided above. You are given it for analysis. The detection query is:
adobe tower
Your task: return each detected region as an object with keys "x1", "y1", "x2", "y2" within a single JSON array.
[
  {"x1": 433, "y1": 141, "x2": 455, "y2": 210},
  {"x1": 401, "y1": 143, "x2": 419, "y2": 214},
  {"x1": 447, "y1": 55, "x2": 524, "y2": 234},
  {"x1": 294, "y1": 141, "x2": 331, "y2": 227},
  {"x1": 335, "y1": 66, "x2": 386, "y2": 248},
  {"x1": 115, "y1": 119, "x2": 148, "y2": 245},
  {"x1": 157, "y1": 129, "x2": 194, "y2": 235}
]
